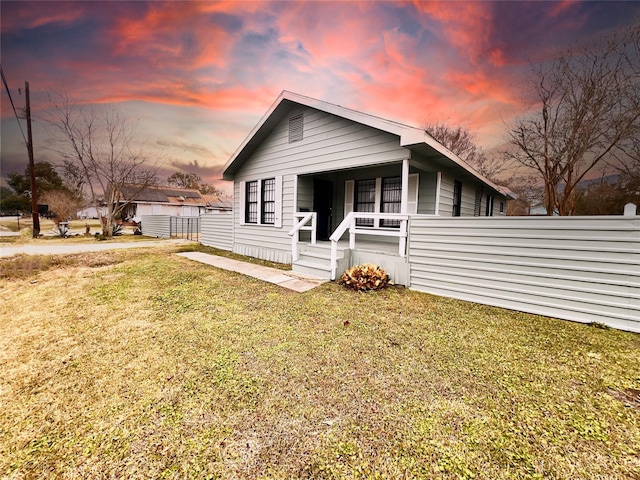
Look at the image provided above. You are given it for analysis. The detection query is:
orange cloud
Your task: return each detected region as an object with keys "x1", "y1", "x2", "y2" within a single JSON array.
[{"x1": 413, "y1": 1, "x2": 494, "y2": 64}]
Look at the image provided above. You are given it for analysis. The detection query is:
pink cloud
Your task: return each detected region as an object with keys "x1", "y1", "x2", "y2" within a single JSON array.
[{"x1": 0, "y1": 3, "x2": 86, "y2": 33}]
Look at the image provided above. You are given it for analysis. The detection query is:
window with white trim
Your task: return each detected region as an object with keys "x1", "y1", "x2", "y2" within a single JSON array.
[
  {"x1": 240, "y1": 177, "x2": 282, "y2": 227},
  {"x1": 261, "y1": 178, "x2": 276, "y2": 224},
  {"x1": 245, "y1": 180, "x2": 258, "y2": 223},
  {"x1": 349, "y1": 175, "x2": 418, "y2": 226},
  {"x1": 381, "y1": 177, "x2": 402, "y2": 227},
  {"x1": 354, "y1": 179, "x2": 376, "y2": 226}
]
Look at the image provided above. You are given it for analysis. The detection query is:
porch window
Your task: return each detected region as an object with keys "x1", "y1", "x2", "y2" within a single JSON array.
[
  {"x1": 355, "y1": 179, "x2": 375, "y2": 226},
  {"x1": 473, "y1": 188, "x2": 482, "y2": 216},
  {"x1": 245, "y1": 181, "x2": 258, "y2": 223},
  {"x1": 486, "y1": 195, "x2": 494, "y2": 216},
  {"x1": 381, "y1": 177, "x2": 401, "y2": 227},
  {"x1": 453, "y1": 180, "x2": 462, "y2": 217},
  {"x1": 261, "y1": 178, "x2": 276, "y2": 224}
]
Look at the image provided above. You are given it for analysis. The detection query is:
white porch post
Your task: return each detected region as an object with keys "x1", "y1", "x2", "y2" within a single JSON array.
[
  {"x1": 435, "y1": 171, "x2": 442, "y2": 216},
  {"x1": 401, "y1": 158, "x2": 409, "y2": 214}
]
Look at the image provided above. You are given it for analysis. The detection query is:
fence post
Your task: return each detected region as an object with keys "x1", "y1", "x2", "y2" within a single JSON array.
[{"x1": 624, "y1": 203, "x2": 637, "y2": 216}]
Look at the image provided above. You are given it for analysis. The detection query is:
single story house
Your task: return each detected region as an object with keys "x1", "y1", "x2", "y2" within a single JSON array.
[
  {"x1": 118, "y1": 185, "x2": 232, "y2": 221},
  {"x1": 222, "y1": 91, "x2": 511, "y2": 283}
]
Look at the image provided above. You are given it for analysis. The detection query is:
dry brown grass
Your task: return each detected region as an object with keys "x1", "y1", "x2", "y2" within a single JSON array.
[{"x1": 1, "y1": 246, "x2": 639, "y2": 479}]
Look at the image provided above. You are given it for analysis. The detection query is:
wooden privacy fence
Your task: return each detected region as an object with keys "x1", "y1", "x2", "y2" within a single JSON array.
[{"x1": 408, "y1": 214, "x2": 640, "y2": 333}]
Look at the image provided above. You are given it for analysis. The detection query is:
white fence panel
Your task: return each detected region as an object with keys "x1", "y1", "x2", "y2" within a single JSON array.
[
  {"x1": 408, "y1": 215, "x2": 640, "y2": 333},
  {"x1": 141, "y1": 215, "x2": 171, "y2": 238},
  {"x1": 201, "y1": 213, "x2": 233, "y2": 251}
]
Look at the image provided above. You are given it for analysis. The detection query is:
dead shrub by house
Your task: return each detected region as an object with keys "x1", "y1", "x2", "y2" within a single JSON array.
[{"x1": 338, "y1": 263, "x2": 392, "y2": 291}]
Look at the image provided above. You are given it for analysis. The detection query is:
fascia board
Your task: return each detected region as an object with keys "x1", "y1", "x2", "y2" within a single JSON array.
[
  {"x1": 402, "y1": 130, "x2": 513, "y2": 198},
  {"x1": 222, "y1": 91, "x2": 513, "y2": 198}
]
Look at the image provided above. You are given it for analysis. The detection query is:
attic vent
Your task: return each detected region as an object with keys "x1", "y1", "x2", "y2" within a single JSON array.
[{"x1": 289, "y1": 113, "x2": 303, "y2": 143}]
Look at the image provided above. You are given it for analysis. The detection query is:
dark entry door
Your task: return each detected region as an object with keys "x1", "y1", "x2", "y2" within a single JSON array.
[{"x1": 313, "y1": 179, "x2": 333, "y2": 241}]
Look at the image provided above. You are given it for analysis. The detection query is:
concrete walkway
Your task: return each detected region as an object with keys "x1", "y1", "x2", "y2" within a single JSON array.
[{"x1": 177, "y1": 251, "x2": 328, "y2": 292}]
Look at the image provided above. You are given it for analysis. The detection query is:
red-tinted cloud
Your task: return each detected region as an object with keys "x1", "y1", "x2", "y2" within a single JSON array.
[{"x1": 2, "y1": 0, "x2": 639, "y2": 184}]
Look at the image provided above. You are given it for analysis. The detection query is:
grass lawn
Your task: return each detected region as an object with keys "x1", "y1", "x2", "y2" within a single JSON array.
[
  {"x1": 0, "y1": 217, "x2": 142, "y2": 244},
  {"x1": 1, "y1": 245, "x2": 638, "y2": 479}
]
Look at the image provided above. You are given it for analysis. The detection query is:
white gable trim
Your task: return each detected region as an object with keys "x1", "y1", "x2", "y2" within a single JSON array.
[{"x1": 222, "y1": 91, "x2": 512, "y2": 198}]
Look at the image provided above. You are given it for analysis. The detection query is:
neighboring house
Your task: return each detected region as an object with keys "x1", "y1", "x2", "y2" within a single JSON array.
[
  {"x1": 118, "y1": 185, "x2": 231, "y2": 220},
  {"x1": 76, "y1": 206, "x2": 103, "y2": 219},
  {"x1": 222, "y1": 91, "x2": 511, "y2": 282}
]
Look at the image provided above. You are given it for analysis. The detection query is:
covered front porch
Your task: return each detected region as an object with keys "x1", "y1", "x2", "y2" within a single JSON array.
[
  {"x1": 287, "y1": 158, "x2": 442, "y2": 283},
  {"x1": 287, "y1": 154, "x2": 448, "y2": 282}
]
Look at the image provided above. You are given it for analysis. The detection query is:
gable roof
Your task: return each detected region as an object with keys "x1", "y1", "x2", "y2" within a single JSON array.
[{"x1": 223, "y1": 91, "x2": 510, "y2": 196}]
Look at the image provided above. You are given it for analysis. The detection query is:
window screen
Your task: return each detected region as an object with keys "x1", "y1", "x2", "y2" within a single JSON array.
[
  {"x1": 355, "y1": 179, "x2": 375, "y2": 226},
  {"x1": 245, "y1": 181, "x2": 258, "y2": 223},
  {"x1": 381, "y1": 177, "x2": 401, "y2": 227},
  {"x1": 261, "y1": 178, "x2": 276, "y2": 224}
]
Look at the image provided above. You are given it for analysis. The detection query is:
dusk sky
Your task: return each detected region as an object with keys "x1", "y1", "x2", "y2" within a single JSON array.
[{"x1": 2, "y1": 1, "x2": 639, "y2": 192}]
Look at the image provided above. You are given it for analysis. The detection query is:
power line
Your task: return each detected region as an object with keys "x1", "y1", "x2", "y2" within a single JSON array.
[{"x1": 0, "y1": 64, "x2": 29, "y2": 147}]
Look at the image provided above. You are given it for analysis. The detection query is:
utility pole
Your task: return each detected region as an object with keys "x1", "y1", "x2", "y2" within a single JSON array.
[{"x1": 25, "y1": 81, "x2": 40, "y2": 238}]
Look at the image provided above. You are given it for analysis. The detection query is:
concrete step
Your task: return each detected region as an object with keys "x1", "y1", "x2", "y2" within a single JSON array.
[
  {"x1": 297, "y1": 250, "x2": 335, "y2": 262},
  {"x1": 299, "y1": 243, "x2": 349, "y2": 257},
  {"x1": 292, "y1": 259, "x2": 333, "y2": 280}
]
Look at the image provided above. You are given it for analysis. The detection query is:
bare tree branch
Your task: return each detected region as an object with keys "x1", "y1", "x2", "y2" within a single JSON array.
[
  {"x1": 45, "y1": 95, "x2": 160, "y2": 236},
  {"x1": 505, "y1": 23, "x2": 640, "y2": 215}
]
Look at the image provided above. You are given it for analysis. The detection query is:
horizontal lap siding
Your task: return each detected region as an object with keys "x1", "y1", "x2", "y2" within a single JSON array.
[
  {"x1": 238, "y1": 109, "x2": 408, "y2": 178},
  {"x1": 232, "y1": 176, "x2": 295, "y2": 264},
  {"x1": 233, "y1": 107, "x2": 409, "y2": 264},
  {"x1": 409, "y1": 215, "x2": 640, "y2": 332},
  {"x1": 201, "y1": 214, "x2": 233, "y2": 251},
  {"x1": 141, "y1": 215, "x2": 171, "y2": 238}
]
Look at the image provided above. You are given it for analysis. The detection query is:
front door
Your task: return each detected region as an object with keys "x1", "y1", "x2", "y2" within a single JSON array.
[{"x1": 313, "y1": 179, "x2": 333, "y2": 241}]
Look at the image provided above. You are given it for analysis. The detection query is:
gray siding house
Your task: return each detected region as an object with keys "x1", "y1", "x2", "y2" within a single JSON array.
[{"x1": 223, "y1": 91, "x2": 510, "y2": 283}]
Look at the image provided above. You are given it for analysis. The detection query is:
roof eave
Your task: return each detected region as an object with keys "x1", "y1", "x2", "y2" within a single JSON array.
[{"x1": 222, "y1": 91, "x2": 513, "y2": 198}]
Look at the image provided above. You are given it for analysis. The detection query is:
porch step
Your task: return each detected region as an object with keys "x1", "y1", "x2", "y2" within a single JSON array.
[
  {"x1": 292, "y1": 259, "x2": 333, "y2": 280},
  {"x1": 292, "y1": 245, "x2": 351, "y2": 280},
  {"x1": 299, "y1": 243, "x2": 349, "y2": 257}
]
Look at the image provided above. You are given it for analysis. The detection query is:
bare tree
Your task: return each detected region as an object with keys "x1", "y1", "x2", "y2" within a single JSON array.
[
  {"x1": 40, "y1": 190, "x2": 81, "y2": 226},
  {"x1": 424, "y1": 122, "x2": 511, "y2": 182},
  {"x1": 46, "y1": 96, "x2": 159, "y2": 236},
  {"x1": 505, "y1": 23, "x2": 640, "y2": 215}
]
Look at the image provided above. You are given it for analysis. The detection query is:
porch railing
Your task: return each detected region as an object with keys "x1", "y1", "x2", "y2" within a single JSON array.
[
  {"x1": 287, "y1": 212, "x2": 317, "y2": 262},
  {"x1": 329, "y1": 212, "x2": 409, "y2": 280}
]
